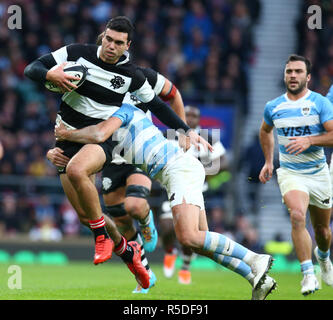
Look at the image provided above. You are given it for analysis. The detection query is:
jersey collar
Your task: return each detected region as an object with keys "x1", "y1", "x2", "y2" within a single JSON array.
[
  {"x1": 96, "y1": 46, "x2": 130, "y2": 66},
  {"x1": 284, "y1": 89, "x2": 312, "y2": 102}
]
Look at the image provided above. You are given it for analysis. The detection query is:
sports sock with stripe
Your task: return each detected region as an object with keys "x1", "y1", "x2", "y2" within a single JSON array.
[
  {"x1": 300, "y1": 259, "x2": 315, "y2": 276},
  {"x1": 203, "y1": 231, "x2": 257, "y2": 264},
  {"x1": 114, "y1": 236, "x2": 133, "y2": 263},
  {"x1": 89, "y1": 216, "x2": 109, "y2": 240},
  {"x1": 212, "y1": 254, "x2": 254, "y2": 284},
  {"x1": 317, "y1": 248, "x2": 330, "y2": 260}
]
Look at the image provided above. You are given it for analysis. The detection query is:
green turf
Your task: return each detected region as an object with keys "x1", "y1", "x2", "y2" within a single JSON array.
[{"x1": 0, "y1": 262, "x2": 332, "y2": 300}]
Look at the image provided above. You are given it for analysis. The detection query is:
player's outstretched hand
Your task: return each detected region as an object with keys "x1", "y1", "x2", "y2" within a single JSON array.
[
  {"x1": 187, "y1": 130, "x2": 213, "y2": 152},
  {"x1": 46, "y1": 62, "x2": 80, "y2": 93},
  {"x1": 259, "y1": 163, "x2": 274, "y2": 184},
  {"x1": 46, "y1": 147, "x2": 70, "y2": 167}
]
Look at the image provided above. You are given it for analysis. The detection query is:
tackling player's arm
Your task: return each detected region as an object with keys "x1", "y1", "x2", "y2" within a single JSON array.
[
  {"x1": 55, "y1": 105, "x2": 213, "y2": 152},
  {"x1": 159, "y1": 78, "x2": 186, "y2": 122},
  {"x1": 259, "y1": 119, "x2": 275, "y2": 184},
  {"x1": 55, "y1": 117, "x2": 122, "y2": 144},
  {"x1": 131, "y1": 68, "x2": 190, "y2": 133},
  {"x1": 159, "y1": 76, "x2": 190, "y2": 151}
]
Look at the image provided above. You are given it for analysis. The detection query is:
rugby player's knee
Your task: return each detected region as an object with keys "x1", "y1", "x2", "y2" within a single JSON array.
[
  {"x1": 289, "y1": 208, "x2": 306, "y2": 229},
  {"x1": 113, "y1": 215, "x2": 136, "y2": 237},
  {"x1": 66, "y1": 165, "x2": 85, "y2": 185},
  {"x1": 176, "y1": 230, "x2": 198, "y2": 249},
  {"x1": 313, "y1": 224, "x2": 331, "y2": 241},
  {"x1": 124, "y1": 198, "x2": 149, "y2": 219}
]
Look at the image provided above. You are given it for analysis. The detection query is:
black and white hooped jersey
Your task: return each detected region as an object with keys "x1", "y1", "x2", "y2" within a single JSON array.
[
  {"x1": 48, "y1": 44, "x2": 156, "y2": 129},
  {"x1": 123, "y1": 67, "x2": 166, "y2": 121}
]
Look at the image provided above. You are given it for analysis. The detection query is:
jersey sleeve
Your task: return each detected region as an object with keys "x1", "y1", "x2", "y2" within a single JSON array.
[
  {"x1": 111, "y1": 103, "x2": 136, "y2": 127},
  {"x1": 155, "y1": 73, "x2": 166, "y2": 96},
  {"x1": 319, "y1": 96, "x2": 333, "y2": 124},
  {"x1": 263, "y1": 102, "x2": 274, "y2": 126},
  {"x1": 141, "y1": 68, "x2": 165, "y2": 96},
  {"x1": 51, "y1": 45, "x2": 68, "y2": 64},
  {"x1": 129, "y1": 68, "x2": 155, "y2": 103},
  {"x1": 51, "y1": 44, "x2": 88, "y2": 64},
  {"x1": 24, "y1": 53, "x2": 57, "y2": 83},
  {"x1": 141, "y1": 67, "x2": 158, "y2": 87}
]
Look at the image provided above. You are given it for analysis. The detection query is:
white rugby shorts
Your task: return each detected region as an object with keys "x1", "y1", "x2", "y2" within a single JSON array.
[
  {"x1": 155, "y1": 152, "x2": 205, "y2": 210},
  {"x1": 277, "y1": 164, "x2": 332, "y2": 209},
  {"x1": 330, "y1": 153, "x2": 333, "y2": 196}
]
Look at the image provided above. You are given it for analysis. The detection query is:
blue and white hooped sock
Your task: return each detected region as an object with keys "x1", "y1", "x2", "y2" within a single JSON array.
[
  {"x1": 213, "y1": 253, "x2": 254, "y2": 283},
  {"x1": 203, "y1": 231, "x2": 257, "y2": 264},
  {"x1": 300, "y1": 259, "x2": 315, "y2": 276},
  {"x1": 317, "y1": 248, "x2": 330, "y2": 260}
]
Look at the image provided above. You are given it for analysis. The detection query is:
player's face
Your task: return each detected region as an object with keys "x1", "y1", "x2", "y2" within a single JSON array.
[
  {"x1": 100, "y1": 28, "x2": 130, "y2": 64},
  {"x1": 284, "y1": 61, "x2": 310, "y2": 95}
]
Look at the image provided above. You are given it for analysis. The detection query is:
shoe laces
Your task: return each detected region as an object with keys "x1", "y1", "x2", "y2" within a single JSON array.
[{"x1": 95, "y1": 236, "x2": 107, "y2": 253}]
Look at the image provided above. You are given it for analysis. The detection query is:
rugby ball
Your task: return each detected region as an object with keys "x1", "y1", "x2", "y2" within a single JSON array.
[{"x1": 45, "y1": 62, "x2": 87, "y2": 93}]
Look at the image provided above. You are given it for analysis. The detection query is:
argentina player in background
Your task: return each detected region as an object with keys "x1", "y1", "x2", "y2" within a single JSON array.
[
  {"x1": 326, "y1": 84, "x2": 333, "y2": 206},
  {"x1": 259, "y1": 54, "x2": 333, "y2": 296}
]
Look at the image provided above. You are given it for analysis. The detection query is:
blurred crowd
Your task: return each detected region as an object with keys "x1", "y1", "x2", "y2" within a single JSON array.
[
  {"x1": 296, "y1": 0, "x2": 333, "y2": 96},
  {"x1": 0, "y1": 0, "x2": 263, "y2": 251}
]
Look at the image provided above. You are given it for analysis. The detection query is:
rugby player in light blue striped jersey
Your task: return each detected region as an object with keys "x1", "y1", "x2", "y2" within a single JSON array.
[
  {"x1": 55, "y1": 103, "x2": 277, "y2": 300},
  {"x1": 259, "y1": 54, "x2": 333, "y2": 296}
]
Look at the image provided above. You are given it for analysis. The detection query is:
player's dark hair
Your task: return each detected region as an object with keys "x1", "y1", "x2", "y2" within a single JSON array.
[
  {"x1": 96, "y1": 33, "x2": 103, "y2": 45},
  {"x1": 286, "y1": 54, "x2": 312, "y2": 75},
  {"x1": 105, "y1": 16, "x2": 134, "y2": 42}
]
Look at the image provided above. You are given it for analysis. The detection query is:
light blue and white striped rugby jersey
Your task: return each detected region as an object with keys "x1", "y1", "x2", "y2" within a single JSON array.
[
  {"x1": 264, "y1": 90, "x2": 333, "y2": 174},
  {"x1": 111, "y1": 103, "x2": 182, "y2": 178},
  {"x1": 327, "y1": 84, "x2": 333, "y2": 104}
]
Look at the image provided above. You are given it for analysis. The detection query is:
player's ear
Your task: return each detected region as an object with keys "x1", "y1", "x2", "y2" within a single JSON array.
[
  {"x1": 307, "y1": 73, "x2": 311, "y2": 83},
  {"x1": 126, "y1": 40, "x2": 131, "y2": 50}
]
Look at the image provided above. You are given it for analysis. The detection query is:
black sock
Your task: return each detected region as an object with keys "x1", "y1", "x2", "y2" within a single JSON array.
[{"x1": 115, "y1": 236, "x2": 134, "y2": 263}]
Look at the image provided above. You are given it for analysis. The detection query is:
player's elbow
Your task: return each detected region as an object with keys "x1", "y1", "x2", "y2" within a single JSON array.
[{"x1": 93, "y1": 131, "x2": 108, "y2": 143}]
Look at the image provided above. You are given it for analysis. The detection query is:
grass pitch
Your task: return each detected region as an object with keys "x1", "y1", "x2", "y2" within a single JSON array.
[{"x1": 0, "y1": 262, "x2": 332, "y2": 300}]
